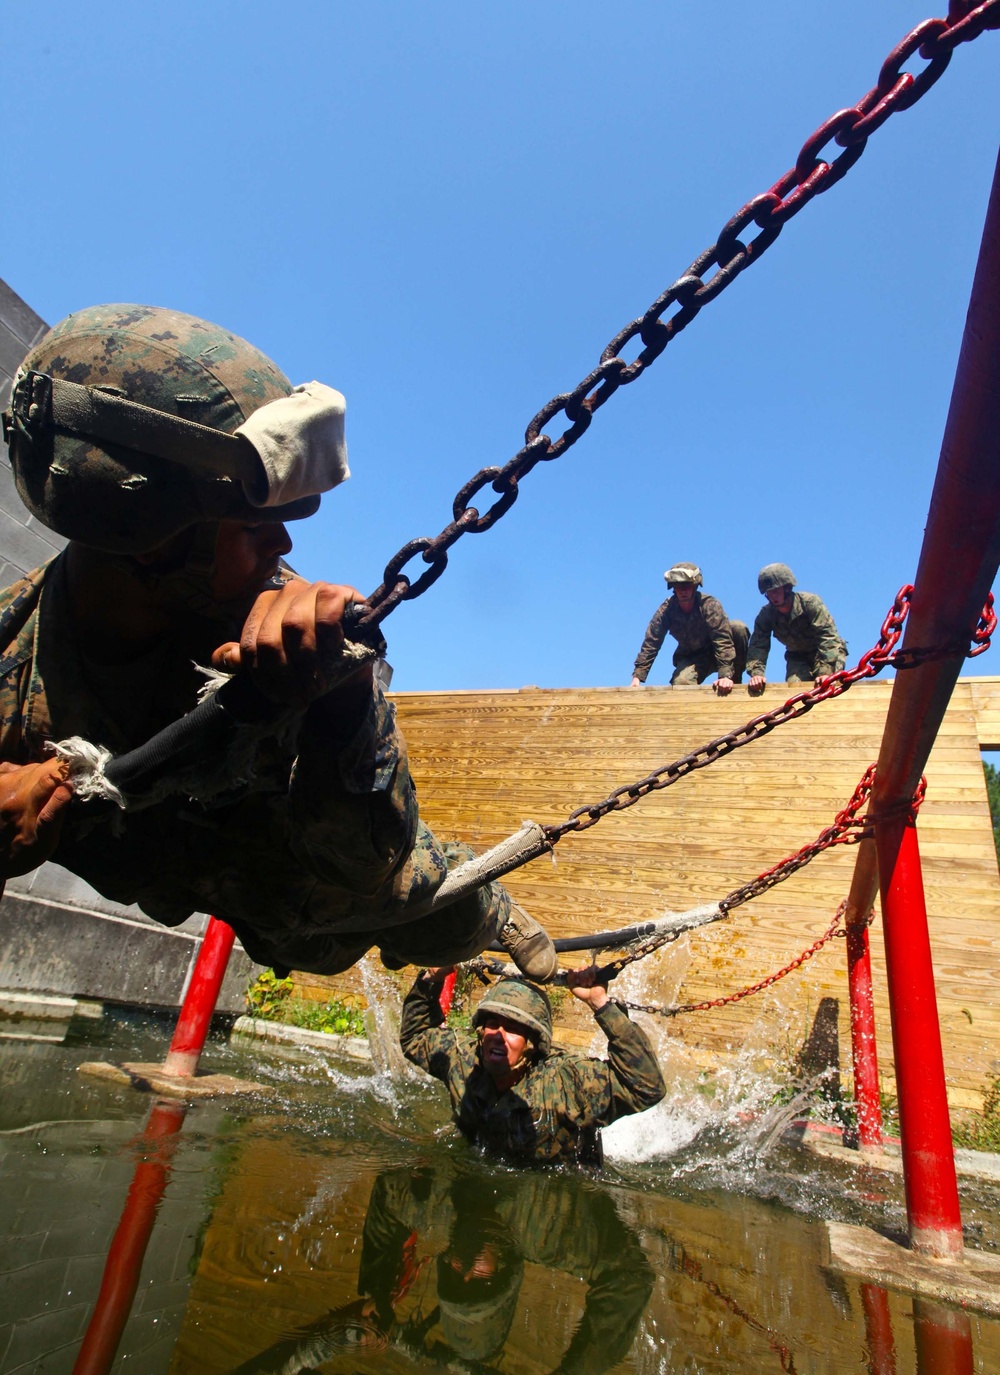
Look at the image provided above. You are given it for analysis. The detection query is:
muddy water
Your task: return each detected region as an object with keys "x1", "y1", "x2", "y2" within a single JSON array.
[{"x1": 1, "y1": 1000, "x2": 1000, "y2": 1375}]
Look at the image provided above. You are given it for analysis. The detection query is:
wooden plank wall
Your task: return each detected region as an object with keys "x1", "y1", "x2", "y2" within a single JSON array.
[{"x1": 392, "y1": 676, "x2": 1000, "y2": 1110}]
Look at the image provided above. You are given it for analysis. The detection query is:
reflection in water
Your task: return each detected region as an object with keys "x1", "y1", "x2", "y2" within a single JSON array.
[{"x1": 226, "y1": 1164, "x2": 652, "y2": 1375}]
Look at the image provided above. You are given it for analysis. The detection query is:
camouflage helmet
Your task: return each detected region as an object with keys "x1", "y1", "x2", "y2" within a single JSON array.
[
  {"x1": 664, "y1": 562, "x2": 703, "y2": 587},
  {"x1": 472, "y1": 978, "x2": 553, "y2": 1055},
  {"x1": 3, "y1": 303, "x2": 347, "y2": 554},
  {"x1": 758, "y1": 563, "x2": 797, "y2": 594}
]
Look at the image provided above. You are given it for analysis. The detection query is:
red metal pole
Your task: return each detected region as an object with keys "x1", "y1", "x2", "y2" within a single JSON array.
[
  {"x1": 162, "y1": 916, "x2": 235, "y2": 1078},
  {"x1": 860, "y1": 1283, "x2": 897, "y2": 1375},
  {"x1": 844, "y1": 841, "x2": 883, "y2": 1150},
  {"x1": 438, "y1": 970, "x2": 457, "y2": 1016},
  {"x1": 877, "y1": 818, "x2": 963, "y2": 1255},
  {"x1": 912, "y1": 1299, "x2": 974, "y2": 1375},
  {"x1": 72, "y1": 1100, "x2": 187, "y2": 1375},
  {"x1": 864, "y1": 146, "x2": 1000, "y2": 1256}
]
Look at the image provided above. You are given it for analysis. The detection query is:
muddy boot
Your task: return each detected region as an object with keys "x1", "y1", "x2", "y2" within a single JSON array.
[{"x1": 496, "y1": 900, "x2": 558, "y2": 982}]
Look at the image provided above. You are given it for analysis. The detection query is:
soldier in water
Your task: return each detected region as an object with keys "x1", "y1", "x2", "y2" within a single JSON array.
[
  {"x1": 0, "y1": 303, "x2": 557, "y2": 982},
  {"x1": 400, "y1": 966, "x2": 665, "y2": 1164},
  {"x1": 746, "y1": 563, "x2": 847, "y2": 694},
  {"x1": 629, "y1": 562, "x2": 748, "y2": 696}
]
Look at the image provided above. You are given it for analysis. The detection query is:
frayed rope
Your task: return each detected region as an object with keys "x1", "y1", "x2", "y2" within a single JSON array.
[{"x1": 50, "y1": 737, "x2": 126, "y2": 809}]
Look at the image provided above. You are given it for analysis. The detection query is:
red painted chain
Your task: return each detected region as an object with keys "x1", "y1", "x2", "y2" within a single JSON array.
[
  {"x1": 619, "y1": 768, "x2": 928, "y2": 1017},
  {"x1": 355, "y1": 2, "x2": 999, "y2": 628},
  {"x1": 544, "y1": 588, "x2": 993, "y2": 843}
]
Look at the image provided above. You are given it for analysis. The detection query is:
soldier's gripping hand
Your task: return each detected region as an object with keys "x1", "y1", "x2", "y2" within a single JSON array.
[
  {"x1": 566, "y1": 964, "x2": 610, "y2": 1011},
  {"x1": 748, "y1": 674, "x2": 766, "y2": 696},
  {"x1": 210, "y1": 579, "x2": 367, "y2": 707},
  {"x1": 714, "y1": 676, "x2": 734, "y2": 697},
  {"x1": 0, "y1": 758, "x2": 74, "y2": 878}
]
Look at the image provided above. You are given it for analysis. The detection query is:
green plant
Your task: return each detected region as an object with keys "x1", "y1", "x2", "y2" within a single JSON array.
[
  {"x1": 953, "y1": 1071, "x2": 1000, "y2": 1153},
  {"x1": 246, "y1": 969, "x2": 294, "y2": 1018},
  {"x1": 983, "y1": 759, "x2": 1000, "y2": 871},
  {"x1": 245, "y1": 972, "x2": 368, "y2": 1038}
]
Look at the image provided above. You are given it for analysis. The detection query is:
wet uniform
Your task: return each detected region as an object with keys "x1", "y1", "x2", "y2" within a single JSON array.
[
  {"x1": 746, "y1": 591, "x2": 847, "y2": 683},
  {"x1": 400, "y1": 973, "x2": 666, "y2": 1164},
  {"x1": 0, "y1": 558, "x2": 506, "y2": 975},
  {"x1": 632, "y1": 592, "x2": 748, "y2": 685}
]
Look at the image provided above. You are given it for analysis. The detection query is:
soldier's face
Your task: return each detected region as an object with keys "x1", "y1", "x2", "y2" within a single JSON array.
[
  {"x1": 478, "y1": 1014, "x2": 531, "y2": 1076},
  {"x1": 673, "y1": 582, "x2": 697, "y2": 611},
  {"x1": 211, "y1": 520, "x2": 294, "y2": 607},
  {"x1": 766, "y1": 585, "x2": 794, "y2": 614}
]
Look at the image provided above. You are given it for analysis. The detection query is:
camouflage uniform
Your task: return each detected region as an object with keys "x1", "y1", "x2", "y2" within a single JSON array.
[
  {"x1": 359, "y1": 1166, "x2": 653, "y2": 1373},
  {"x1": 0, "y1": 557, "x2": 506, "y2": 975},
  {"x1": 632, "y1": 592, "x2": 748, "y2": 685},
  {"x1": 400, "y1": 973, "x2": 666, "y2": 1164},
  {"x1": 746, "y1": 591, "x2": 847, "y2": 683}
]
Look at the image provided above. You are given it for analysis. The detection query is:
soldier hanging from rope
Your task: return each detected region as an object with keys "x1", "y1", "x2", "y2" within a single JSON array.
[{"x1": 0, "y1": 304, "x2": 558, "y2": 983}]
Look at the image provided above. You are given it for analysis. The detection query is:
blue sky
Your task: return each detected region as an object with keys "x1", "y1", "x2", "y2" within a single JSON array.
[{"x1": 4, "y1": 2, "x2": 998, "y2": 691}]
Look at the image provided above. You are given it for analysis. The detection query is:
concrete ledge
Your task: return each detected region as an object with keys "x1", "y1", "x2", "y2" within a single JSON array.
[
  {"x1": 826, "y1": 1222, "x2": 1000, "y2": 1315},
  {"x1": 0, "y1": 891, "x2": 255, "y2": 1012},
  {"x1": 0, "y1": 989, "x2": 102, "y2": 1043},
  {"x1": 232, "y1": 1014, "x2": 371, "y2": 1061},
  {"x1": 798, "y1": 1121, "x2": 1000, "y2": 1186},
  {"x1": 78, "y1": 1061, "x2": 270, "y2": 1099}
]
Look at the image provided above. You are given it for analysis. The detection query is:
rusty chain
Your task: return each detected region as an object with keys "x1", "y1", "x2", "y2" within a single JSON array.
[
  {"x1": 542, "y1": 586, "x2": 993, "y2": 843},
  {"x1": 355, "y1": 0, "x2": 999, "y2": 628},
  {"x1": 619, "y1": 768, "x2": 927, "y2": 1018}
]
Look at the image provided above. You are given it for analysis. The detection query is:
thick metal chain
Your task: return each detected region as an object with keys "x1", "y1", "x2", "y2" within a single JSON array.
[
  {"x1": 608, "y1": 766, "x2": 926, "y2": 1015},
  {"x1": 356, "y1": 1, "x2": 999, "y2": 628},
  {"x1": 543, "y1": 588, "x2": 993, "y2": 843}
]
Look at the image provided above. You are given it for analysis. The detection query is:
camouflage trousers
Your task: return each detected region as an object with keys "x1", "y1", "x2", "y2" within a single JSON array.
[
  {"x1": 783, "y1": 648, "x2": 847, "y2": 683},
  {"x1": 670, "y1": 620, "x2": 749, "y2": 685},
  {"x1": 230, "y1": 835, "x2": 508, "y2": 978}
]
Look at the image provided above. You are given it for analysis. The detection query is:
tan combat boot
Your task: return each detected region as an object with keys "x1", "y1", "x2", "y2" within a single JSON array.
[{"x1": 496, "y1": 900, "x2": 558, "y2": 982}]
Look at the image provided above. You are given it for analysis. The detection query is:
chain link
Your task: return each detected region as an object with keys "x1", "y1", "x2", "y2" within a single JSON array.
[
  {"x1": 354, "y1": 1, "x2": 999, "y2": 628},
  {"x1": 609, "y1": 765, "x2": 927, "y2": 1015},
  {"x1": 543, "y1": 588, "x2": 993, "y2": 843}
]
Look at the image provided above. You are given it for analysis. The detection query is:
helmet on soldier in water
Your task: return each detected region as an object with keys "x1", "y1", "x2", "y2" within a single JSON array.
[
  {"x1": 758, "y1": 563, "x2": 797, "y2": 594},
  {"x1": 472, "y1": 978, "x2": 553, "y2": 1056},
  {"x1": 2, "y1": 303, "x2": 349, "y2": 554},
  {"x1": 664, "y1": 562, "x2": 703, "y2": 588}
]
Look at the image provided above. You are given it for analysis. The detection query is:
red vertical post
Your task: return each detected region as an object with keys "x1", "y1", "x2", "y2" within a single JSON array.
[
  {"x1": 438, "y1": 970, "x2": 457, "y2": 1016},
  {"x1": 162, "y1": 916, "x2": 235, "y2": 1078},
  {"x1": 913, "y1": 1299, "x2": 974, "y2": 1375},
  {"x1": 72, "y1": 1100, "x2": 187, "y2": 1375},
  {"x1": 862, "y1": 146, "x2": 1000, "y2": 1255},
  {"x1": 876, "y1": 818, "x2": 963, "y2": 1256},
  {"x1": 844, "y1": 841, "x2": 883, "y2": 1150},
  {"x1": 860, "y1": 1283, "x2": 897, "y2": 1375}
]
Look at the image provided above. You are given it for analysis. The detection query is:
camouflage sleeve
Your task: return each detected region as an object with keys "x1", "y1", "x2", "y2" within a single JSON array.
[
  {"x1": 289, "y1": 679, "x2": 419, "y2": 895},
  {"x1": 746, "y1": 606, "x2": 773, "y2": 678},
  {"x1": 800, "y1": 593, "x2": 844, "y2": 671},
  {"x1": 570, "y1": 1002, "x2": 665, "y2": 1126},
  {"x1": 399, "y1": 973, "x2": 463, "y2": 1082},
  {"x1": 631, "y1": 599, "x2": 670, "y2": 682},
  {"x1": 700, "y1": 596, "x2": 736, "y2": 679}
]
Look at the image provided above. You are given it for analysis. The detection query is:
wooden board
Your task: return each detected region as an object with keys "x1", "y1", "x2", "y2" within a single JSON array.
[{"x1": 389, "y1": 676, "x2": 1000, "y2": 1110}]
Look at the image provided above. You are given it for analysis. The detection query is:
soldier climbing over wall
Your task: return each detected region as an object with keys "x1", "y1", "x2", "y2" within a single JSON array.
[
  {"x1": 400, "y1": 965, "x2": 666, "y2": 1165},
  {"x1": 746, "y1": 563, "x2": 847, "y2": 694},
  {"x1": 629, "y1": 562, "x2": 748, "y2": 696},
  {"x1": 0, "y1": 303, "x2": 558, "y2": 983}
]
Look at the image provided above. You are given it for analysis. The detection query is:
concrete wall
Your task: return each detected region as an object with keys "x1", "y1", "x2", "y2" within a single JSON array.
[{"x1": 0, "y1": 277, "x2": 257, "y2": 1013}]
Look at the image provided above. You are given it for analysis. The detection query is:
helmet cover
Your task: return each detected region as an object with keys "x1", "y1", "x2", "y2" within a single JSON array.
[
  {"x1": 664, "y1": 562, "x2": 703, "y2": 587},
  {"x1": 5, "y1": 303, "x2": 325, "y2": 552},
  {"x1": 757, "y1": 563, "x2": 797, "y2": 594},
  {"x1": 472, "y1": 978, "x2": 553, "y2": 1055}
]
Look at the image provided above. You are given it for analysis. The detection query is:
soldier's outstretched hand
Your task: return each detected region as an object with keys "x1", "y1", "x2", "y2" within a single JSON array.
[
  {"x1": 0, "y1": 758, "x2": 74, "y2": 878},
  {"x1": 211, "y1": 579, "x2": 367, "y2": 707},
  {"x1": 566, "y1": 964, "x2": 610, "y2": 1010}
]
